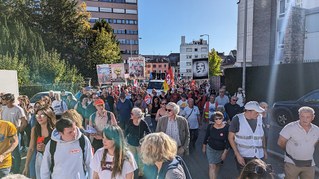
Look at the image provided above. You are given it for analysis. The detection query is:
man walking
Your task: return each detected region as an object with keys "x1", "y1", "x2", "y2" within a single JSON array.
[
  {"x1": 156, "y1": 102, "x2": 190, "y2": 156},
  {"x1": 228, "y1": 101, "x2": 266, "y2": 172},
  {"x1": 278, "y1": 106, "x2": 319, "y2": 179},
  {"x1": 41, "y1": 118, "x2": 93, "y2": 179}
]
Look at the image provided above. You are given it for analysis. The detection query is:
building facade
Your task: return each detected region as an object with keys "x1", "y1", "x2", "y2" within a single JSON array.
[
  {"x1": 179, "y1": 36, "x2": 208, "y2": 79},
  {"x1": 79, "y1": 0, "x2": 139, "y2": 62},
  {"x1": 236, "y1": 0, "x2": 319, "y2": 66},
  {"x1": 143, "y1": 55, "x2": 169, "y2": 80}
]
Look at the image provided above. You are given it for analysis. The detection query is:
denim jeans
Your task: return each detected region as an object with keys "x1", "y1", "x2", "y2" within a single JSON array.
[
  {"x1": 0, "y1": 167, "x2": 10, "y2": 178},
  {"x1": 11, "y1": 146, "x2": 21, "y2": 173}
]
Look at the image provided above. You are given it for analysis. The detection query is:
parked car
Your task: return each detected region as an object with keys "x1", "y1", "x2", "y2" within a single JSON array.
[
  {"x1": 30, "y1": 91, "x2": 77, "y2": 106},
  {"x1": 272, "y1": 89, "x2": 319, "y2": 126}
]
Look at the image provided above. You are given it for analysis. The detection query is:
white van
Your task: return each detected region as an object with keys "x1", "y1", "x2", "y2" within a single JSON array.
[{"x1": 147, "y1": 80, "x2": 164, "y2": 96}]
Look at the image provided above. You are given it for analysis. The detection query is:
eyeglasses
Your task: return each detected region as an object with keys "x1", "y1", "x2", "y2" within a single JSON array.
[
  {"x1": 166, "y1": 109, "x2": 172, "y2": 112},
  {"x1": 214, "y1": 117, "x2": 223, "y2": 120},
  {"x1": 232, "y1": 99, "x2": 238, "y2": 101},
  {"x1": 36, "y1": 114, "x2": 46, "y2": 119},
  {"x1": 161, "y1": 103, "x2": 167, "y2": 105}
]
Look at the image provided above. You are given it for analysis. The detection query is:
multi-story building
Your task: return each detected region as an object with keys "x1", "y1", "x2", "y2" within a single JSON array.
[
  {"x1": 179, "y1": 36, "x2": 209, "y2": 79},
  {"x1": 79, "y1": 0, "x2": 139, "y2": 62},
  {"x1": 236, "y1": 0, "x2": 319, "y2": 66},
  {"x1": 143, "y1": 55, "x2": 169, "y2": 80}
]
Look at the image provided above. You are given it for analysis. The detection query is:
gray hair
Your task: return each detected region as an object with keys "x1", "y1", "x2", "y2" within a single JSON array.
[
  {"x1": 298, "y1": 106, "x2": 315, "y2": 115},
  {"x1": 166, "y1": 102, "x2": 180, "y2": 115},
  {"x1": 131, "y1": 107, "x2": 145, "y2": 122}
]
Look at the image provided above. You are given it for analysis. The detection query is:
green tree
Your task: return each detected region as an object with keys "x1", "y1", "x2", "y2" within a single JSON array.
[
  {"x1": 208, "y1": 48, "x2": 222, "y2": 76},
  {"x1": 0, "y1": 54, "x2": 31, "y2": 85}
]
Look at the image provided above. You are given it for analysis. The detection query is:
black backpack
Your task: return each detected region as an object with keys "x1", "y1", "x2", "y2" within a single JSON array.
[
  {"x1": 160, "y1": 156, "x2": 192, "y2": 179},
  {"x1": 49, "y1": 134, "x2": 86, "y2": 173}
]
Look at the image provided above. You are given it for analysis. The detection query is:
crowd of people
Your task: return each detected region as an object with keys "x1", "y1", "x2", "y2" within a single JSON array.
[{"x1": 0, "y1": 80, "x2": 317, "y2": 179}]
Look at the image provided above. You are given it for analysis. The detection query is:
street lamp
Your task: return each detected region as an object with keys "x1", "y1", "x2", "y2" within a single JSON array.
[{"x1": 200, "y1": 34, "x2": 210, "y2": 53}]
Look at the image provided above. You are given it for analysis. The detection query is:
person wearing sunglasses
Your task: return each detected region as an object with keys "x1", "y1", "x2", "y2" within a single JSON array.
[
  {"x1": 155, "y1": 99, "x2": 168, "y2": 122},
  {"x1": 155, "y1": 102, "x2": 190, "y2": 156},
  {"x1": 202, "y1": 111, "x2": 230, "y2": 179},
  {"x1": 239, "y1": 159, "x2": 274, "y2": 179},
  {"x1": 224, "y1": 96, "x2": 243, "y2": 121}
]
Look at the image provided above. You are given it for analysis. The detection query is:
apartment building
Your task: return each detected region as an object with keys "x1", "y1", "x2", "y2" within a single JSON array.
[
  {"x1": 79, "y1": 0, "x2": 139, "y2": 62},
  {"x1": 180, "y1": 36, "x2": 208, "y2": 79}
]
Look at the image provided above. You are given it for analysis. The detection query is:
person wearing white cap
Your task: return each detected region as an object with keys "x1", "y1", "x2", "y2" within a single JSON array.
[{"x1": 228, "y1": 101, "x2": 266, "y2": 173}]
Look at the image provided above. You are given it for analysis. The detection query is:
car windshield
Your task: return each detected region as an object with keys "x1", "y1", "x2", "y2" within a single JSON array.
[{"x1": 147, "y1": 82, "x2": 163, "y2": 90}]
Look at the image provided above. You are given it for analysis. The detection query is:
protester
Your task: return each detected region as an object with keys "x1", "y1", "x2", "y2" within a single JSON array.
[
  {"x1": 1, "y1": 93, "x2": 27, "y2": 174},
  {"x1": 149, "y1": 96, "x2": 160, "y2": 131},
  {"x1": 156, "y1": 102, "x2": 190, "y2": 156},
  {"x1": 62, "y1": 109, "x2": 84, "y2": 130},
  {"x1": 228, "y1": 101, "x2": 266, "y2": 172},
  {"x1": 0, "y1": 120, "x2": 19, "y2": 178},
  {"x1": 238, "y1": 159, "x2": 274, "y2": 179},
  {"x1": 141, "y1": 132, "x2": 187, "y2": 179},
  {"x1": 40, "y1": 118, "x2": 93, "y2": 179},
  {"x1": 23, "y1": 107, "x2": 56, "y2": 179},
  {"x1": 89, "y1": 99, "x2": 117, "y2": 152},
  {"x1": 203, "y1": 95, "x2": 216, "y2": 123},
  {"x1": 202, "y1": 111, "x2": 229, "y2": 179},
  {"x1": 277, "y1": 106, "x2": 319, "y2": 179},
  {"x1": 116, "y1": 92, "x2": 133, "y2": 130},
  {"x1": 90, "y1": 125, "x2": 137, "y2": 179},
  {"x1": 259, "y1": 102, "x2": 270, "y2": 148},
  {"x1": 51, "y1": 93, "x2": 68, "y2": 119},
  {"x1": 155, "y1": 99, "x2": 168, "y2": 122}
]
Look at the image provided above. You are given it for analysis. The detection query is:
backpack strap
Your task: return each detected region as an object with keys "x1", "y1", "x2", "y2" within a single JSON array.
[
  {"x1": 107, "y1": 111, "x2": 111, "y2": 124},
  {"x1": 175, "y1": 156, "x2": 192, "y2": 179},
  {"x1": 49, "y1": 135, "x2": 86, "y2": 174},
  {"x1": 90, "y1": 112, "x2": 97, "y2": 127},
  {"x1": 49, "y1": 140, "x2": 57, "y2": 173}
]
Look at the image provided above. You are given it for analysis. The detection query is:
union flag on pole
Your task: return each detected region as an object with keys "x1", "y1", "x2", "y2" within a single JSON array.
[{"x1": 165, "y1": 65, "x2": 174, "y2": 87}]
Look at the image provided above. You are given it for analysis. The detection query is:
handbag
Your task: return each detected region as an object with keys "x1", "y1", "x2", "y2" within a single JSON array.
[{"x1": 286, "y1": 152, "x2": 312, "y2": 167}]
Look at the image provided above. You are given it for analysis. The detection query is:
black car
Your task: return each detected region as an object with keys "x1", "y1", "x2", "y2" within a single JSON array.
[{"x1": 272, "y1": 89, "x2": 319, "y2": 126}]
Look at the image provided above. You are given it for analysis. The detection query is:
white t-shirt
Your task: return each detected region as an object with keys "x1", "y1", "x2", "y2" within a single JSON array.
[
  {"x1": 90, "y1": 148, "x2": 137, "y2": 179},
  {"x1": 1, "y1": 105, "x2": 26, "y2": 127},
  {"x1": 182, "y1": 106, "x2": 200, "y2": 129},
  {"x1": 177, "y1": 100, "x2": 188, "y2": 112}
]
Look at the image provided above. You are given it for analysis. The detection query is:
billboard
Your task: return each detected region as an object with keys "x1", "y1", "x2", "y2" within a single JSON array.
[
  {"x1": 192, "y1": 58, "x2": 209, "y2": 80},
  {"x1": 110, "y1": 63, "x2": 125, "y2": 82},
  {"x1": 96, "y1": 64, "x2": 111, "y2": 85},
  {"x1": 128, "y1": 57, "x2": 145, "y2": 79}
]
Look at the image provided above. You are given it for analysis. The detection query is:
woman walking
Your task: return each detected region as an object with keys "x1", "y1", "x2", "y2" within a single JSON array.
[
  {"x1": 125, "y1": 107, "x2": 151, "y2": 178},
  {"x1": 202, "y1": 111, "x2": 230, "y2": 179},
  {"x1": 90, "y1": 125, "x2": 137, "y2": 179}
]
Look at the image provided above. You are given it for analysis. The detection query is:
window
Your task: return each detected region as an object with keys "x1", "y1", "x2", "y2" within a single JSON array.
[
  {"x1": 201, "y1": 55, "x2": 207, "y2": 58},
  {"x1": 89, "y1": 18, "x2": 99, "y2": 23},
  {"x1": 279, "y1": 0, "x2": 285, "y2": 15},
  {"x1": 194, "y1": 55, "x2": 198, "y2": 58},
  {"x1": 118, "y1": 39, "x2": 126, "y2": 44},
  {"x1": 186, "y1": 69, "x2": 192, "y2": 73},
  {"x1": 87, "y1": 6, "x2": 99, "y2": 12},
  {"x1": 303, "y1": 92, "x2": 319, "y2": 104},
  {"x1": 186, "y1": 55, "x2": 192, "y2": 59},
  {"x1": 278, "y1": 31, "x2": 285, "y2": 47},
  {"x1": 153, "y1": 64, "x2": 157, "y2": 68},
  {"x1": 100, "y1": 7, "x2": 112, "y2": 13},
  {"x1": 126, "y1": 0, "x2": 137, "y2": 3},
  {"x1": 164, "y1": 64, "x2": 167, "y2": 67},
  {"x1": 186, "y1": 48, "x2": 192, "y2": 52},
  {"x1": 186, "y1": 62, "x2": 192, "y2": 66},
  {"x1": 113, "y1": 8, "x2": 125, "y2": 13},
  {"x1": 194, "y1": 48, "x2": 198, "y2": 52},
  {"x1": 201, "y1": 47, "x2": 207, "y2": 52},
  {"x1": 126, "y1": 9, "x2": 137, "y2": 14},
  {"x1": 159, "y1": 65, "x2": 162, "y2": 68}
]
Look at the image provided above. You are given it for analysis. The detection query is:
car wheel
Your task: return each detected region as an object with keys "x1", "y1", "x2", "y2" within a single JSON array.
[{"x1": 275, "y1": 110, "x2": 291, "y2": 126}]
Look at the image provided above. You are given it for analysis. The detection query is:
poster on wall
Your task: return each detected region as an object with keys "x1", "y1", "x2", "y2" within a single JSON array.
[
  {"x1": 96, "y1": 64, "x2": 111, "y2": 85},
  {"x1": 110, "y1": 63, "x2": 125, "y2": 82},
  {"x1": 192, "y1": 58, "x2": 209, "y2": 80},
  {"x1": 128, "y1": 57, "x2": 145, "y2": 79}
]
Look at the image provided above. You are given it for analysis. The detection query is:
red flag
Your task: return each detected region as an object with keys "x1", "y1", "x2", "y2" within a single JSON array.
[{"x1": 166, "y1": 65, "x2": 174, "y2": 87}]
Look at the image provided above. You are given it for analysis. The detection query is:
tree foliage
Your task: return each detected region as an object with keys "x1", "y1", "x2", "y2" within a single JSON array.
[{"x1": 208, "y1": 48, "x2": 223, "y2": 76}]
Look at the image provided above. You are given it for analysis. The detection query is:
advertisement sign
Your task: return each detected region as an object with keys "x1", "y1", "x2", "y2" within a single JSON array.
[
  {"x1": 96, "y1": 64, "x2": 111, "y2": 85},
  {"x1": 128, "y1": 57, "x2": 145, "y2": 79},
  {"x1": 192, "y1": 58, "x2": 209, "y2": 80}
]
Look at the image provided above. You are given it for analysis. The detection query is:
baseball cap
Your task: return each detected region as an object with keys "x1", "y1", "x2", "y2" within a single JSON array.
[
  {"x1": 94, "y1": 99, "x2": 104, "y2": 106},
  {"x1": 244, "y1": 101, "x2": 264, "y2": 113}
]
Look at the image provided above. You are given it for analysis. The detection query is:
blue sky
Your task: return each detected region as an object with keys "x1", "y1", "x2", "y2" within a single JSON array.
[{"x1": 138, "y1": 0, "x2": 238, "y2": 55}]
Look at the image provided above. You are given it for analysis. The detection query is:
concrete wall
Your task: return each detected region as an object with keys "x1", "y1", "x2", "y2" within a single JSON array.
[{"x1": 0, "y1": 70, "x2": 19, "y2": 103}]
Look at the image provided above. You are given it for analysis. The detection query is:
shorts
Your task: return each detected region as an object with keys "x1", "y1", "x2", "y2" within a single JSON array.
[{"x1": 206, "y1": 145, "x2": 223, "y2": 164}]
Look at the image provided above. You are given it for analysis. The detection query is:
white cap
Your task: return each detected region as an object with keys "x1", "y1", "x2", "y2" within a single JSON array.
[{"x1": 244, "y1": 101, "x2": 265, "y2": 113}]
